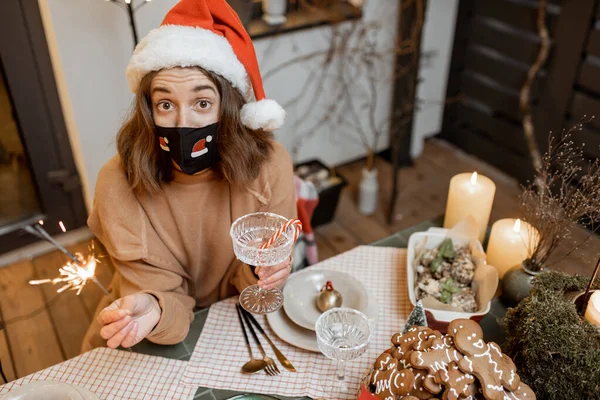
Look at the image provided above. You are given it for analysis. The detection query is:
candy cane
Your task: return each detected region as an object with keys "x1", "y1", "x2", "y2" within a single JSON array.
[{"x1": 259, "y1": 219, "x2": 302, "y2": 249}]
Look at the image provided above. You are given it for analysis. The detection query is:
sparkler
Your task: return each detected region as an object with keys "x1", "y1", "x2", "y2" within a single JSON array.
[
  {"x1": 29, "y1": 253, "x2": 107, "y2": 296},
  {"x1": 24, "y1": 222, "x2": 114, "y2": 300}
]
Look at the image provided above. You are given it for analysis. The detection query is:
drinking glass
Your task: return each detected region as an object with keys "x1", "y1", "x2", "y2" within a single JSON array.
[
  {"x1": 230, "y1": 212, "x2": 295, "y2": 314},
  {"x1": 315, "y1": 308, "x2": 372, "y2": 396}
]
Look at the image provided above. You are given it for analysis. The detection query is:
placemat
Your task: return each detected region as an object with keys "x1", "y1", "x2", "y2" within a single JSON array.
[
  {"x1": 0, "y1": 347, "x2": 197, "y2": 399},
  {"x1": 182, "y1": 245, "x2": 411, "y2": 399}
]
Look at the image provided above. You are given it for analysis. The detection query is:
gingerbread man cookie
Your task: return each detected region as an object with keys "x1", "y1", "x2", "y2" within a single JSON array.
[
  {"x1": 407, "y1": 330, "x2": 445, "y2": 395},
  {"x1": 447, "y1": 319, "x2": 470, "y2": 337},
  {"x1": 504, "y1": 382, "x2": 535, "y2": 400},
  {"x1": 389, "y1": 327, "x2": 432, "y2": 367},
  {"x1": 409, "y1": 336, "x2": 463, "y2": 375},
  {"x1": 453, "y1": 320, "x2": 520, "y2": 400},
  {"x1": 370, "y1": 353, "x2": 415, "y2": 400},
  {"x1": 408, "y1": 369, "x2": 439, "y2": 399},
  {"x1": 413, "y1": 329, "x2": 443, "y2": 351},
  {"x1": 424, "y1": 375, "x2": 443, "y2": 395},
  {"x1": 434, "y1": 362, "x2": 475, "y2": 400}
]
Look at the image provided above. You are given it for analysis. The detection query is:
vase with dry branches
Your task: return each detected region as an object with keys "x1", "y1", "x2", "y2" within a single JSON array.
[
  {"x1": 502, "y1": 119, "x2": 600, "y2": 306},
  {"x1": 105, "y1": 0, "x2": 153, "y2": 48},
  {"x1": 262, "y1": 0, "x2": 288, "y2": 25},
  {"x1": 316, "y1": 1, "x2": 424, "y2": 216},
  {"x1": 260, "y1": 0, "x2": 426, "y2": 216},
  {"x1": 320, "y1": 16, "x2": 396, "y2": 215}
]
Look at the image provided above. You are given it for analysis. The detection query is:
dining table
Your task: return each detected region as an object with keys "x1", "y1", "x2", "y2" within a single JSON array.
[{"x1": 129, "y1": 216, "x2": 509, "y2": 400}]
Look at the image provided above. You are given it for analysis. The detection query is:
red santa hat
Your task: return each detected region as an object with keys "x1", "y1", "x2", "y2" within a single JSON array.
[{"x1": 126, "y1": 0, "x2": 285, "y2": 131}]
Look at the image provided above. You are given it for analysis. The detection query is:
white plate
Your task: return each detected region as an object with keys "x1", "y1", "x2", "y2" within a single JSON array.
[
  {"x1": 266, "y1": 306, "x2": 321, "y2": 352},
  {"x1": 268, "y1": 271, "x2": 378, "y2": 353},
  {"x1": 282, "y1": 269, "x2": 370, "y2": 331},
  {"x1": 0, "y1": 381, "x2": 99, "y2": 400},
  {"x1": 267, "y1": 289, "x2": 378, "y2": 352}
]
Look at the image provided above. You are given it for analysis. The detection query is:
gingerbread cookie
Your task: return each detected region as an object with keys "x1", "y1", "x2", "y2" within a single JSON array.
[
  {"x1": 370, "y1": 353, "x2": 415, "y2": 400},
  {"x1": 447, "y1": 319, "x2": 470, "y2": 337},
  {"x1": 409, "y1": 369, "x2": 439, "y2": 399},
  {"x1": 423, "y1": 374, "x2": 442, "y2": 395},
  {"x1": 409, "y1": 336, "x2": 463, "y2": 375},
  {"x1": 407, "y1": 330, "x2": 445, "y2": 395},
  {"x1": 434, "y1": 362, "x2": 475, "y2": 400},
  {"x1": 453, "y1": 320, "x2": 520, "y2": 400},
  {"x1": 389, "y1": 327, "x2": 432, "y2": 367},
  {"x1": 413, "y1": 329, "x2": 443, "y2": 351},
  {"x1": 504, "y1": 382, "x2": 535, "y2": 400}
]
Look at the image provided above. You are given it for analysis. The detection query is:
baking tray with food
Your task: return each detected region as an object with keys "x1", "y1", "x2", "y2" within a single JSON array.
[{"x1": 406, "y1": 219, "x2": 499, "y2": 333}]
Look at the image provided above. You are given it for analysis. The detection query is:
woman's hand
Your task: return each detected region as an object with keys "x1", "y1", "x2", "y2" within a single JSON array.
[
  {"x1": 97, "y1": 293, "x2": 162, "y2": 349},
  {"x1": 255, "y1": 257, "x2": 293, "y2": 290}
]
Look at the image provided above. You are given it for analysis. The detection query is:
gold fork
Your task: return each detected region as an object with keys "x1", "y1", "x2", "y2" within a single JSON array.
[
  {"x1": 243, "y1": 308, "x2": 296, "y2": 372},
  {"x1": 241, "y1": 306, "x2": 280, "y2": 376}
]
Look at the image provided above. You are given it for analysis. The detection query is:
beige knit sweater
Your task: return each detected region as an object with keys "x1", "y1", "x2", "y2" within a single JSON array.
[{"x1": 81, "y1": 141, "x2": 296, "y2": 351}]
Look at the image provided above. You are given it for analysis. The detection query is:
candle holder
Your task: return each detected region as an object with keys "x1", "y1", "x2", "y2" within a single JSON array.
[
  {"x1": 579, "y1": 257, "x2": 600, "y2": 316},
  {"x1": 564, "y1": 289, "x2": 600, "y2": 322}
]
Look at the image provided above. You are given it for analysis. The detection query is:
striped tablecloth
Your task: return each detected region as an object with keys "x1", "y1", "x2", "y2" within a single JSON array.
[{"x1": 182, "y1": 246, "x2": 411, "y2": 399}]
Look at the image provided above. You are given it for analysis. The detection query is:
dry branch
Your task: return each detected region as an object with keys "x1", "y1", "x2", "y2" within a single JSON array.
[
  {"x1": 520, "y1": 0, "x2": 550, "y2": 174},
  {"x1": 261, "y1": 0, "x2": 427, "y2": 165},
  {"x1": 520, "y1": 118, "x2": 600, "y2": 271}
]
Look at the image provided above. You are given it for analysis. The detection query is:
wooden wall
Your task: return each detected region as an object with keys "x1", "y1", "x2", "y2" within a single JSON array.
[{"x1": 442, "y1": 0, "x2": 600, "y2": 182}]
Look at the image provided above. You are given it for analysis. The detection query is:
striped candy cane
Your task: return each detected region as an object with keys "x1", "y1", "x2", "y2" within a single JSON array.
[{"x1": 259, "y1": 219, "x2": 302, "y2": 249}]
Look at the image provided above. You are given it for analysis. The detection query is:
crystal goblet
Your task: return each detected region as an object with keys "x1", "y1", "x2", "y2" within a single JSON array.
[
  {"x1": 230, "y1": 212, "x2": 295, "y2": 314},
  {"x1": 315, "y1": 308, "x2": 372, "y2": 397}
]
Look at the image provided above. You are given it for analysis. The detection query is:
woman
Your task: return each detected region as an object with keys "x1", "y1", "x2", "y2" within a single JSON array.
[{"x1": 82, "y1": 0, "x2": 294, "y2": 352}]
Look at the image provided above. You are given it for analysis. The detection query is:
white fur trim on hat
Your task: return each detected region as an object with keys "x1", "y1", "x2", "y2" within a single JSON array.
[
  {"x1": 241, "y1": 99, "x2": 286, "y2": 131},
  {"x1": 126, "y1": 25, "x2": 249, "y2": 94}
]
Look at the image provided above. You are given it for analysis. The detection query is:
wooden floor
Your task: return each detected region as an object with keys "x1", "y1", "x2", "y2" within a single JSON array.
[{"x1": 0, "y1": 139, "x2": 597, "y2": 381}]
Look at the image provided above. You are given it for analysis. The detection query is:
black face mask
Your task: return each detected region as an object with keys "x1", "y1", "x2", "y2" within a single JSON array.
[{"x1": 155, "y1": 123, "x2": 219, "y2": 175}]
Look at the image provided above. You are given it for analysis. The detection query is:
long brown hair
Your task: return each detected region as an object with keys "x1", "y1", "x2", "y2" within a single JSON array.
[{"x1": 117, "y1": 67, "x2": 274, "y2": 194}]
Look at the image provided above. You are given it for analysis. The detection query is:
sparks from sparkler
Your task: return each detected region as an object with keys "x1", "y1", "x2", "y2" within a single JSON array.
[
  {"x1": 25, "y1": 222, "x2": 113, "y2": 299},
  {"x1": 30, "y1": 253, "x2": 101, "y2": 295}
]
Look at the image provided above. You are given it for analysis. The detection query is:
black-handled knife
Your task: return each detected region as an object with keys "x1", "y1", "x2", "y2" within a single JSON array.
[{"x1": 240, "y1": 307, "x2": 297, "y2": 372}]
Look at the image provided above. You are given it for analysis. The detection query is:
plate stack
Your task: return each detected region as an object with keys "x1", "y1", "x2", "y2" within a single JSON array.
[{"x1": 266, "y1": 269, "x2": 377, "y2": 352}]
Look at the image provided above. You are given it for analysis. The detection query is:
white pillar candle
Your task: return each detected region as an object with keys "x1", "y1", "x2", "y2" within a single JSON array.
[
  {"x1": 486, "y1": 219, "x2": 539, "y2": 278},
  {"x1": 584, "y1": 291, "x2": 600, "y2": 328},
  {"x1": 443, "y1": 172, "x2": 496, "y2": 242}
]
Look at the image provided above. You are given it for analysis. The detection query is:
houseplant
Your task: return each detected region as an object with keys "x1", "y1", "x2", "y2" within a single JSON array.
[{"x1": 502, "y1": 120, "x2": 600, "y2": 306}]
